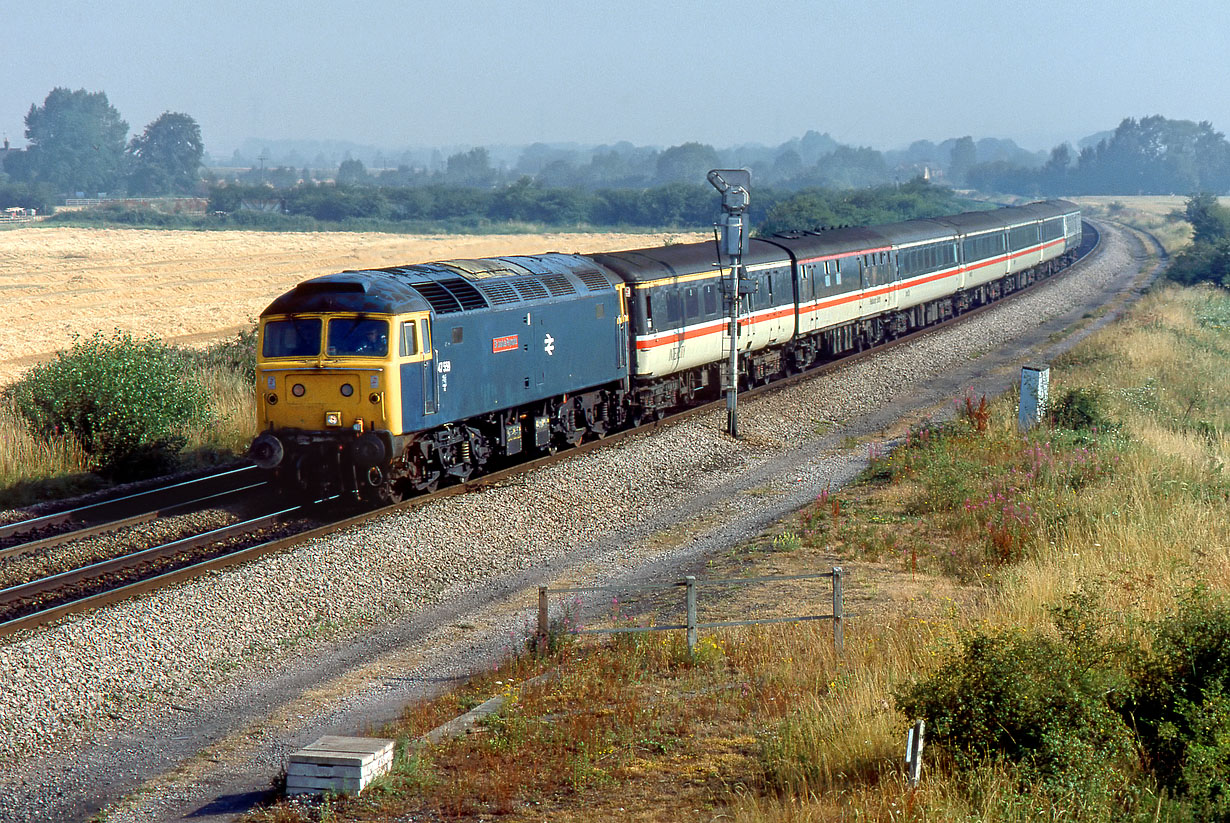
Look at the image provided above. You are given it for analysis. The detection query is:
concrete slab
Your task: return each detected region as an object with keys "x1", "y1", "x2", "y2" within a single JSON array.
[{"x1": 285, "y1": 736, "x2": 394, "y2": 796}]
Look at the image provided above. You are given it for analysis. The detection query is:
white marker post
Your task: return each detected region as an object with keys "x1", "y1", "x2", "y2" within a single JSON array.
[
  {"x1": 1019, "y1": 364, "x2": 1050, "y2": 431},
  {"x1": 905, "y1": 719, "x2": 925, "y2": 788}
]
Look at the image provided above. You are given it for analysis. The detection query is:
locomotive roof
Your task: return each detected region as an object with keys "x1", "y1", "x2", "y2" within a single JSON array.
[
  {"x1": 590, "y1": 238, "x2": 787, "y2": 284},
  {"x1": 261, "y1": 253, "x2": 622, "y2": 317}
]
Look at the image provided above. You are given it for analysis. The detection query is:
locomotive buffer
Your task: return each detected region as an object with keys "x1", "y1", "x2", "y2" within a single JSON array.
[{"x1": 707, "y1": 169, "x2": 754, "y2": 437}]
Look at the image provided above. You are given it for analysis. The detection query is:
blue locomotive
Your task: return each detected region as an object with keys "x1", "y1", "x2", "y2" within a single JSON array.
[{"x1": 249, "y1": 199, "x2": 1082, "y2": 501}]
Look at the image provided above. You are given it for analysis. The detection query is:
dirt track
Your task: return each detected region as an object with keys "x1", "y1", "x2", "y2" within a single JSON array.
[{"x1": 0, "y1": 227, "x2": 705, "y2": 385}]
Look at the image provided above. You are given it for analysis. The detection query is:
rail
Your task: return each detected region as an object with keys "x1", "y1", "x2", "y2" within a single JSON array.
[{"x1": 537, "y1": 567, "x2": 845, "y2": 656}]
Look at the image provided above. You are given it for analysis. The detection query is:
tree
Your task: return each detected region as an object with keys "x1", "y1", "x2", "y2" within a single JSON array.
[
  {"x1": 336, "y1": 158, "x2": 370, "y2": 186},
  {"x1": 22, "y1": 87, "x2": 129, "y2": 194},
  {"x1": 126, "y1": 112, "x2": 204, "y2": 195},
  {"x1": 948, "y1": 137, "x2": 977, "y2": 186},
  {"x1": 444, "y1": 147, "x2": 496, "y2": 187},
  {"x1": 655, "y1": 142, "x2": 721, "y2": 184},
  {"x1": 1185, "y1": 192, "x2": 1230, "y2": 244}
]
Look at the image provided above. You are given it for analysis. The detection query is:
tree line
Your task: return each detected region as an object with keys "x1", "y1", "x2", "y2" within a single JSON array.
[
  {"x1": 968, "y1": 117, "x2": 1230, "y2": 197},
  {"x1": 0, "y1": 88, "x2": 203, "y2": 209},
  {"x1": 202, "y1": 176, "x2": 972, "y2": 235}
]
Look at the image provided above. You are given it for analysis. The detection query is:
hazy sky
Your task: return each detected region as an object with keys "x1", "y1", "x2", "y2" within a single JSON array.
[{"x1": 3, "y1": 0, "x2": 1227, "y2": 157}]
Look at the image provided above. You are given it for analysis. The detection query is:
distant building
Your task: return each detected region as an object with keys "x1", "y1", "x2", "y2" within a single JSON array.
[{"x1": 0, "y1": 136, "x2": 13, "y2": 175}]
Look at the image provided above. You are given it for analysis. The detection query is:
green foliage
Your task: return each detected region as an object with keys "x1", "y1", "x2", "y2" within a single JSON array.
[
  {"x1": 969, "y1": 115, "x2": 1230, "y2": 196},
  {"x1": 0, "y1": 181, "x2": 57, "y2": 214},
  {"x1": 1185, "y1": 193, "x2": 1230, "y2": 244},
  {"x1": 335, "y1": 158, "x2": 369, "y2": 186},
  {"x1": 756, "y1": 178, "x2": 977, "y2": 236},
  {"x1": 1050, "y1": 387, "x2": 1115, "y2": 432},
  {"x1": 895, "y1": 624, "x2": 1133, "y2": 791},
  {"x1": 126, "y1": 111, "x2": 204, "y2": 195},
  {"x1": 176, "y1": 327, "x2": 258, "y2": 384},
  {"x1": 1165, "y1": 194, "x2": 1230, "y2": 288},
  {"x1": 898, "y1": 591, "x2": 1230, "y2": 812},
  {"x1": 20, "y1": 87, "x2": 129, "y2": 194},
  {"x1": 654, "y1": 142, "x2": 721, "y2": 184},
  {"x1": 3, "y1": 331, "x2": 212, "y2": 479},
  {"x1": 1122, "y1": 593, "x2": 1230, "y2": 797}
]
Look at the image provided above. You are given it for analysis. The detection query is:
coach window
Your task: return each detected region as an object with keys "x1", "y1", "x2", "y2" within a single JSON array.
[
  {"x1": 703, "y1": 284, "x2": 718, "y2": 316},
  {"x1": 685, "y1": 287, "x2": 700, "y2": 320},
  {"x1": 665, "y1": 289, "x2": 682, "y2": 325},
  {"x1": 643, "y1": 292, "x2": 655, "y2": 331}
]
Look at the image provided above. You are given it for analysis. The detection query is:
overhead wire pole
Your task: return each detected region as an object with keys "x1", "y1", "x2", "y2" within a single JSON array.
[{"x1": 707, "y1": 169, "x2": 752, "y2": 438}]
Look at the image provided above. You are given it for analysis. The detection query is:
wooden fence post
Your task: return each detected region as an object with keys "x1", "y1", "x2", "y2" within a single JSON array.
[
  {"x1": 685, "y1": 576, "x2": 697, "y2": 657},
  {"x1": 537, "y1": 586, "x2": 549, "y2": 642},
  {"x1": 832, "y1": 566, "x2": 844, "y2": 654}
]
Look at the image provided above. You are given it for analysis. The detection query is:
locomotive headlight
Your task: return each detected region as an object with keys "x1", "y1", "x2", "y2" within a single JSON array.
[
  {"x1": 369, "y1": 392, "x2": 381, "y2": 404},
  {"x1": 340, "y1": 383, "x2": 354, "y2": 397},
  {"x1": 291, "y1": 383, "x2": 306, "y2": 397},
  {"x1": 324, "y1": 411, "x2": 342, "y2": 427},
  {"x1": 267, "y1": 393, "x2": 278, "y2": 405}
]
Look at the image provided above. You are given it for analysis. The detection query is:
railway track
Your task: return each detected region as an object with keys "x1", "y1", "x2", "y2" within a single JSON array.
[
  {"x1": 0, "y1": 222, "x2": 1103, "y2": 639},
  {"x1": 0, "y1": 464, "x2": 267, "y2": 556}
]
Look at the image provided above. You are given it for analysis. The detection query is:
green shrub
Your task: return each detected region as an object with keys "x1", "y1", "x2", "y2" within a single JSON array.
[
  {"x1": 1122, "y1": 593, "x2": 1230, "y2": 799},
  {"x1": 4, "y1": 331, "x2": 212, "y2": 479},
  {"x1": 895, "y1": 626, "x2": 1133, "y2": 791},
  {"x1": 175, "y1": 326, "x2": 258, "y2": 384},
  {"x1": 1050, "y1": 386, "x2": 1114, "y2": 432}
]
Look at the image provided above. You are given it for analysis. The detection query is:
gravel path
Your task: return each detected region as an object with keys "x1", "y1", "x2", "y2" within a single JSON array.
[{"x1": 0, "y1": 223, "x2": 1156, "y2": 822}]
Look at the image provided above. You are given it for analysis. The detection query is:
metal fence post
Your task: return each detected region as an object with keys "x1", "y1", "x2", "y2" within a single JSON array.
[
  {"x1": 685, "y1": 576, "x2": 697, "y2": 657},
  {"x1": 832, "y1": 566, "x2": 844, "y2": 654},
  {"x1": 537, "y1": 586, "x2": 549, "y2": 642}
]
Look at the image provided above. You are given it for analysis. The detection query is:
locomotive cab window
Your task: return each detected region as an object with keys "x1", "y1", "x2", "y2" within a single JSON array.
[
  {"x1": 327, "y1": 318, "x2": 388, "y2": 357},
  {"x1": 263, "y1": 317, "x2": 322, "y2": 358},
  {"x1": 399, "y1": 321, "x2": 419, "y2": 357}
]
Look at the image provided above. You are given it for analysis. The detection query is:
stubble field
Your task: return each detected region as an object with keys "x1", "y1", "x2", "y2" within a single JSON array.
[{"x1": 0, "y1": 227, "x2": 705, "y2": 386}]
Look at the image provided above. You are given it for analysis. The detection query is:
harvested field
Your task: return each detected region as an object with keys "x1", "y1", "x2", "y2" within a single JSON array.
[{"x1": 0, "y1": 227, "x2": 705, "y2": 385}]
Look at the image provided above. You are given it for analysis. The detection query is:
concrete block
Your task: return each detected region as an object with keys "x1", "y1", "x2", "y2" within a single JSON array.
[{"x1": 285, "y1": 736, "x2": 395, "y2": 796}]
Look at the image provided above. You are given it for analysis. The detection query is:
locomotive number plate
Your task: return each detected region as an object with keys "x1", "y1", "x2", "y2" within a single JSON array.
[{"x1": 492, "y1": 335, "x2": 519, "y2": 353}]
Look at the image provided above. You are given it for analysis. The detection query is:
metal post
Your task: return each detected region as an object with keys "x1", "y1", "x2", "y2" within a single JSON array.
[
  {"x1": 832, "y1": 566, "x2": 844, "y2": 653},
  {"x1": 727, "y1": 259, "x2": 740, "y2": 438},
  {"x1": 537, "y1": 586, "x2": 549, "y2": 641},
  {"x1": 707, "y1": 169, "x2": 751, "y2": 439},
  {"x1": 685, "y1": 575, "x2": 697, "y2": 657}
]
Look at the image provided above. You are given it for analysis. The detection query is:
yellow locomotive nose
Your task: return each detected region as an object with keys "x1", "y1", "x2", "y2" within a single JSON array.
[{"x1": 260, "y1": 371, "x2": 379, "y2": 431}]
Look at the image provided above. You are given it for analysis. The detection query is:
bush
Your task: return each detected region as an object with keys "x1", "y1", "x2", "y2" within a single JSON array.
[
  {"x1": 176, "y1": 327, "x2": 258, "y2": 384},
  {"x1": 1122, "y1": 593, "x2": 1230, "y2": 799},
  {"x1": 1049, "y1": 386, "x2": 1114, "y2": 432},
  {"x1": 4, "y1": 331, "x2": 212, "y2": 479},
  {"x1": 895, "y1": 625, "x2": 1133, "y2": 791}
]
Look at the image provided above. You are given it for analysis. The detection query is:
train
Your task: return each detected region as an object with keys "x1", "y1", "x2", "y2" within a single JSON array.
[{"x1": 248, "y1": 199, "x2": 1083, "y2": 502}]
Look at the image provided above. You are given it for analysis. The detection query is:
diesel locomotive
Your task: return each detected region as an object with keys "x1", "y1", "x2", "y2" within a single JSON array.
[{"x1": 249, "y1": 199, "x2": 1083, "y2": 502}]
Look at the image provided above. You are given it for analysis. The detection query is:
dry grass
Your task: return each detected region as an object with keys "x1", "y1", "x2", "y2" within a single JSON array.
[
  {"x1": 0, "y1": 227, "x2": 706, "y2": 386},
  {"x1": 1069, "y1": 195, "x2": 1230, "y2": 255}
]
